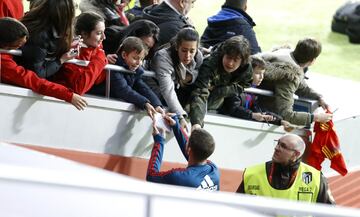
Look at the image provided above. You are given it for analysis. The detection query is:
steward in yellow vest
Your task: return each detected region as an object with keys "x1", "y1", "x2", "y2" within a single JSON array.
[{"x1": 236, "y1": 134, "x2": 335, "y2": 204}]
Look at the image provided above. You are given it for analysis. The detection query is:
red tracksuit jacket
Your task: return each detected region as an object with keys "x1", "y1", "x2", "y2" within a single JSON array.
[
  {"x1": 0, "y1": 53, "x2": 73, "y2": 102},
  {"x1": 52, "y1": 46, "x2": 107, "y2": 95}
]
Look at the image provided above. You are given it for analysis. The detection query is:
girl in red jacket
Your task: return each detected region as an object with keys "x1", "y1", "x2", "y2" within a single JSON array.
[
  {"x1": 52, "y1": 12, "x2": 108, "y2": 95},
  {"x1": 0, "y1": 17, "x2": 87, "y2": 110}
]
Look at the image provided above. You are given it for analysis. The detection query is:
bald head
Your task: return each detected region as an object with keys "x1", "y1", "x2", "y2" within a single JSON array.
[
  {"x1": 272, "y1": 134, "x2": 306, "y2": 165},
  {"x1": 168, "y1": 0, "x2": 195, "y2": 15}
]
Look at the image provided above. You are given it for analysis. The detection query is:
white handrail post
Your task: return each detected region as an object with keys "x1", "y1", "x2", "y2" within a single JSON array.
[{"x1": 105, "y1": 69, "x2": 111, "y2": 99}]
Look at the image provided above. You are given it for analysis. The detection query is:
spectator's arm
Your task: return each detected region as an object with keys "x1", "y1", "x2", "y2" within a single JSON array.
[
  {"x1": 296, "y1": 79, "x2": 322, "y2": 100},
  {"x1": 274, "y1": 81, "x2": 312, "y2": 126},
  {"x1": 152, "y1": 51, "x2": 187, "y2": 116},
  {"x1": 189, "y1": 58, "x2": 214, "y2": 126},
  {"x1": 110, "y1": 72, "x2": 149, "y2": 108}
]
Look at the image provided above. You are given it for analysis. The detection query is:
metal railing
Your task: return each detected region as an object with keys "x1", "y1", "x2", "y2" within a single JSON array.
[
  {"x1": 0, "y1": 49, "x2": 277, "y2": 98},
  {"x1": 1, "y1": 49, "x2": 315, "y2": 113}
]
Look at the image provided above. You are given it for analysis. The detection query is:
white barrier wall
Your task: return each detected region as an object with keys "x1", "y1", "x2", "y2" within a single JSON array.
[{"x1": 1, "y1": 142, "x2": 360, "y2": 217}]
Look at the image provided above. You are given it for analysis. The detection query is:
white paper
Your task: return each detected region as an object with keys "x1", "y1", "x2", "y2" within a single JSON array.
[{"x1": 154, "y1": 113, "x2": 171, "y2": 132}]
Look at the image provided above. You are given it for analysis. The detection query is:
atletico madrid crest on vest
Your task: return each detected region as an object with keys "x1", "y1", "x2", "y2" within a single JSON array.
[{"x1": 302, "y1": 172, "x2": 312, "y2": 185}]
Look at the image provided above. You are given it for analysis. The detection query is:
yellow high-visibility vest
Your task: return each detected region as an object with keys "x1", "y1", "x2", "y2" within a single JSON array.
[{"x1": 244, "y1": 162, "x2": 320, "y2": 202}]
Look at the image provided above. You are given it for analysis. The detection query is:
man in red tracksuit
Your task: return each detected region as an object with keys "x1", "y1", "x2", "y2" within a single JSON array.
[{"x1": 0, "y1": 17, "x2": 87, "y2": 110}]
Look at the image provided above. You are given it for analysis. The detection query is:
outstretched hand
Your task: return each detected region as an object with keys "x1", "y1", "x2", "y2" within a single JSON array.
[
  {"x1": 281, "y1": 120, "x2": 296, "y2": 132},
  {"x1": 314, "y1": 112, "x2": 333, "y2": 123},
  {"x1": 71, "y1": 93, "x2": 88, "y2": 110},
  {"x1": 145, "y1": 103, "x2": 157, "y2": 119},
  {"x1": 163, "y1": 114, "x2": 177, "y2": 126}
]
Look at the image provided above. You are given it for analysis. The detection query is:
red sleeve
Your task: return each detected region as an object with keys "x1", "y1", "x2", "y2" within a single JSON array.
[
  {"x1": 1, "y1": 55, "x2": 73, "y2": 103},
  {"x1": 54, "y1": 47, "x2": 107, "y2": 95},
  {"x1": 0, "y1": 0, "x2": 23, "y2": 19}
]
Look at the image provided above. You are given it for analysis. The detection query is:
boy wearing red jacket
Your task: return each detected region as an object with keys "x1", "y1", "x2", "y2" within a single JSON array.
[{"x1": 0, "y1": 17, "x2": 87, "y2": 110}]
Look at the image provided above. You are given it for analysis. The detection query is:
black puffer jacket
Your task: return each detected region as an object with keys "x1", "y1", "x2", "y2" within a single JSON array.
[
  {"x1": 16, "y1": 28, "x2": 62, "y2": 78},
  {"x1": 142, "y1": 2, "x2": 192, "y2": 46}
]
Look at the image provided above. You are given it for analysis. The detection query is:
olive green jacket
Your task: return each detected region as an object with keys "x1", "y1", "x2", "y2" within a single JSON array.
[
  {"x1": 258, "y1": 61, "x2": 322, "y2": 126},
  {"x1": 189, "y1": 50, "x2": 252, "y2": 126}
]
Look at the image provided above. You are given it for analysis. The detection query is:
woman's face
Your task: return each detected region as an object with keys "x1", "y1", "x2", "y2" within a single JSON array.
[
  {"x1": 140, "y1": 35, "x2": 155, "y2": 49},
  {"x1": 177, "y1": 40, "x2": 197, "y2": 65},
  {"x1": 82, "y1": 21, "x2": 106, "y2": 48}
]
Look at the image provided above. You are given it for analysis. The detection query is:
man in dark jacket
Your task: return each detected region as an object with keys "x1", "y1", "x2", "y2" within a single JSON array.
[
  {"x1": 201, "y1": 0, "x2": 261, "y2": 54},
  {"x1": 189, "y1": 36, "x2": 253, "y2": 129},
  {"x1": 142, "y1": 0, "x2": 195, "y2": 46},
  {"x1": 237, "y1": 134, "x2": 335, "y2": 205}
]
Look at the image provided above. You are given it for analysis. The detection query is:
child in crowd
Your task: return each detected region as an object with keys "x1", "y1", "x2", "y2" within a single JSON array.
[
  {"x1": 257, "y1": 38, "x2": 332, "y2": 126},
  {"x1": 150, "y1": 27, "x2": 203, "y2": 132},
  {"x1": 147, "y1": 114, "x2": 219, "y2": 191},
  {"x1": 189, "y1": 35, "x2": 253, "y2": 129},
  {"x1": 0, "y1": 17, "x2": 87, "y2": 110},
  {"x1": 51, "y1": 12, "x2": 108, "y2": 96},
  {"x1": 110, "y1": 36, "x2": 163, "y2": 118},
  {"x1": 219, "y1": 56, "x2": 293, "y2": 129}
]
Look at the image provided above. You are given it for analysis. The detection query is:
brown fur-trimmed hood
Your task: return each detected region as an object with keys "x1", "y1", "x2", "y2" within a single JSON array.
[{"x1": 264, "y1": 60, "x2": 303, "y2": 85}]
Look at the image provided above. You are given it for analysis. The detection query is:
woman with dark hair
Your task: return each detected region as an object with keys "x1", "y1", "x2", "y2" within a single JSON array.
[
  {"x1": 79, "y1": 0, "x2": 129, "y2": 27},
  {"x1": 17, "y1": 0, "x2": 77, "y2": 78},
  {"x1": 51, "y1": 12, "x2": 108, "y2": 96},
  {"x1": 150, "y1": 27, "x2": 203, "y2": 131},
  {"x1": 103, "y1": 19, "x2": 159, "y2": 59}
]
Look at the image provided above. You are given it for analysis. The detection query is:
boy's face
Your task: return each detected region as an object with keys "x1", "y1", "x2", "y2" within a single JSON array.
[
  {"x1": 121, "y1": 49, "x2": 146, "y2": 71},
  {"x1": 5, "y1": 36, "x2": 27, "y2": 50},
  {"x1": 82, "y1": 21, "x2": 105, "y2": 48},
  {"x1": 177, "y1": 40, "x2": 197, "y2": 65},
  {"x1": 222, "y1": 54, "x2": 242, "y2": 73},
  {"x1": 252, "y1": 66, "x2": 265, "y2": 86}
]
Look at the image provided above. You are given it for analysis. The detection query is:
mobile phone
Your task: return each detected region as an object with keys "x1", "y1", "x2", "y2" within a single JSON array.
[{"x1": 69, "y1": 48, "x2": 79, "y2": 56}]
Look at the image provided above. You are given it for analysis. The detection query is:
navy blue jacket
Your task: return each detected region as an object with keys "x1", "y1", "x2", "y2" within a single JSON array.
[
  {"x1": 142, "y1": 2, "x2": 192, "y2": 46},
  {"x1": 146, "y1": 116, "x2": 220, "y2": 191},
  {"x1": 111, "y1": 57, "x2": 162, "y2": 109},
  {"x1": 201, "y1": 6, "x2": 261, "y2": 54}
]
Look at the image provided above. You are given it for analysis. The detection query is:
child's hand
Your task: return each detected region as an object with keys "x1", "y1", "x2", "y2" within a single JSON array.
[
  {"x1": 145, "y1": 103, "x2": 156, "y2": 119},
  {"x1": 71, "y1": 93, "x2": 88, "y2": 110},
  {"x1": 281, "y1": 120, "x2": 295, "y2": 132},
  {"x1": 155, "y1": 106, "x2": 165, "y2": 115}
]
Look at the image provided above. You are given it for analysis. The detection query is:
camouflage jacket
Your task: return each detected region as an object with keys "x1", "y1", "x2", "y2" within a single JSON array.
[{"x1": 189, "y1": 50, "x2": 252, "y2": 126}]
